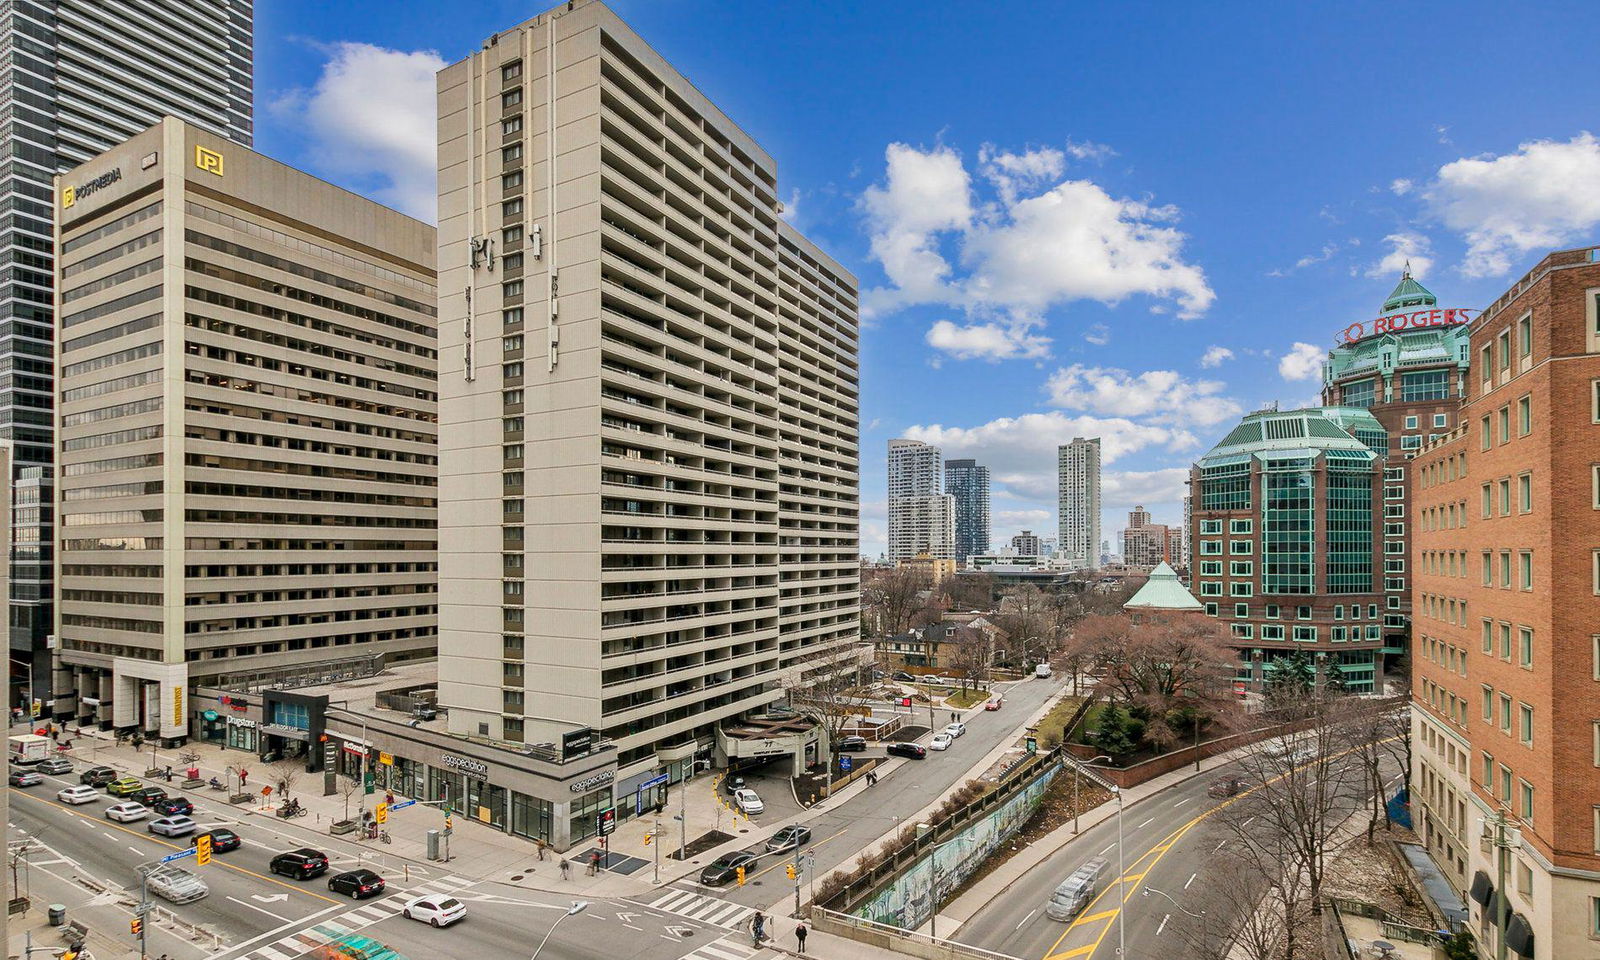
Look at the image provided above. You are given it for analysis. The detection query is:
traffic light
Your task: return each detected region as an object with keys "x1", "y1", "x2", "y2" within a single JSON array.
[
  {"x1": 374, "y1": 802, "x2": 388, "y2": 825},
  {"x1": 643, "y1": 832, "x2": 653, "y2": 846},
  {"x1": 130, "y1": 917, "x2": 143, "y2": 936},
  {"x1": 444, "y1": 815, "x2": 453, "y2": 831},
  {"x1": 196, "y1": 834, "x2": 213, "y2": 866},
  {"x1": 786, "y1": 863, "x2": 797, "y2": 880},
  {"x1": 735, "y1": 865, "x2": 746, "y2": 886}
]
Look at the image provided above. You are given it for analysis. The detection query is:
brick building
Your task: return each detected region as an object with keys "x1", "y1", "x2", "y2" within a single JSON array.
[
  {"x1": 1121, "y1": 505, "x2": 1181, "y2": 571},
  {"x1": 1189, "y1": 405, "x2": 1388, "y2": 693},
  {"x1": 1411, "y1": 246, "x2": 1600, "y2": 960}
]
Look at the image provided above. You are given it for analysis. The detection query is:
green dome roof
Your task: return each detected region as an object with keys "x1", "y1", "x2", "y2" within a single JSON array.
[{"x1": 1381, "y1": 263, "x2": 1437, "y2": 312}]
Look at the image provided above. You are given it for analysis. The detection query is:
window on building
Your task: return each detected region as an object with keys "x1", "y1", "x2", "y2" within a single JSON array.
[
  {"x1": 1296, "y1": 605, "x2": 1312, "y2": 620},
  {"x1": 1500, "y1": 765, "x2": 1512, "y2": 802},
  {"x1": 1481, "y1": 415, "x2": 1492, "y2": 450},
  {"x1": 1342, "y1": 378, "x2": 1376, "y2": 407},
  {"x1": 1517, "y1": 313, "x2": 1532, "y2": 360},
  {"x1": 1521, "y1": 781, "x2": 1534, "y2": 824},
  {"x1": 1481, "y1": 685, "x2": 1493, "y2": 721},
  {"x1": 1333, "y1": 605, "x2": 1344, "y2": 620},
  {"x1": 1517, "y1": 473, "x2": 1532, "y2": 514},
  {"x1": 1498, "y1": 406, "x2": 1511, "y2": 444},
  {"x1": 1433, "y1": 413, "x2": 1449, "y2": 428},
  {"x1": 1230, "y1": 582, "x2": 1253, "y2": 597},
  {"x1": 1519, "y1": 703, "x2": 1533, "y2": 745},
  {"x1": 1200, "y1": 520, "x2": 1223, "y2": 534},
  {"x1": 1500, "y1": 551, "x2": 1512, "y2": 588},
  {"x1": 1200, "y1": 561, "x2": 1222, "y2": 576},
  {"x1": 503, "y1": 198, "x2": 524, "y2": 217},
  {"x1": 1200, "y1": 582, "x2": 1222, "y2": 596},
  {"x1": 503, "y1": 144, "x2": 523, "y2": 163},
  {"x1": 1482, "y1": 752, "x2": 1494, "y2": 788},
  {"x1": 503, "y1": 116, "x2": 523, "y2": 135},
  {"x1": 1204, "y1": 602, "x2": 1219, "y2": 617},
  {"x1": 1230, "y1": 561, "x2": 1253, "y2": 577},
  {"x1": 1404, "y1": 415, "x2": 1419, "y2": 430},
  {"x1": 1332, "y1": 626, "x2": 1346, "y2": 641},
  {"x1": 1519, "y1": 551, "x2": 1532, "y2": 591},
  {"x1": 1483, "y1": 619, "x2": 1494, "y2": 654},
  {"x1": 1200, "y1": 540, "x2": 1222, "y2": 555},
  {"x1": 1261, "y1": 625, "x2": 1285, "y2": 641},
  {"x1": 1399, "y1": 435, "x2": 1422, "y2": 450},
  {"x1": 1292, "y1": 626, "x2": 1317, "y2": 642},
  {"x1": 1401, "y1": 370, "x2": 1451, "y2": 402},
  {"x1": 1499, "y1": 479, "x2": 1512, "y2": 516},
  {"x1": 1229, "y1": 540, "x2": 1253, "y2": 555},
  {"x1": 1234, "y1": 603, "x2": 1249, "y2": 618},
  {"x1": 1265, "y1": 604, "x2": 1280, "y2": 619},
  {"x1": 1230, "y1": 519, "x2": 1253, "y2": 534},
  {"x1": 502, "y1": 88, "x2": 523, "y2": 109},
  {"x1": 1498, "y1": 330, "x2": 1512, "y2": 373},
  {"x1": 1519, "y1": 627, "x2": 1533, "y2": 668},
  {"x1": 502, "y1": 60, "x2": 523, "y2": 82},
  {"x1": 1231, "y1": 624, "x2": 1253, "y2": 639},
  {"x1": 1500, "y1": 622, "x2": 1513, "y2": 660},
  {"x1": 1517, "y1": 395, "x2": 1531, "y2": 436}
]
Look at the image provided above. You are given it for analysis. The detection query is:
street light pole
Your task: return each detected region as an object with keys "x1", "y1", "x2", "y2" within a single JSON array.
[
  {"x1": 1114, "y1": 786, "x2": 1125, "y2": 959},
  {"x1": 530, "y1": 900, "x2": 588, "y2": 960}
]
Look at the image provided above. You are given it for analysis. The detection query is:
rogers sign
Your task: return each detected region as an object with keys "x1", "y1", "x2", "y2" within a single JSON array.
[{"x1": 1338, "y1": 308, "x2": 1476, "y2": 345}]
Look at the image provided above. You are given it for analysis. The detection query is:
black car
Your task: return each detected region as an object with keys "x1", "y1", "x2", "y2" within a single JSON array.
[
  {"x1": 328, "y1": 869, "x2": 386, "y2": 899},
  {"x1": 699, "y1": 851, "x2": 758, "y2": 886},
  {"x1": 886, "y1": 742, "x2": 927, "y2": 760},
  {"x1": 193, "y1": 828, "x2": 241, "y2": 853},
  {"x1": 720, "y1": 773, "x2": 747, "y2": 796},
  {"x1": 80, "y1": 766, "x2": 118, "y2": 787},
  {"x1": 836, "y1": 736, "x2": 868, "y2": 753},
  {"x1": 1207, "y1": 776, "x2": 1252, "y2": 799},
  {"x1": 129, "y1": 787, "x2": 168, "y2": 808},
  {"x1": 153, "y1": 797, "x2": 194, "y2": 817},
  {"x1": 765, "y1": 825, "x2": 812, "y2": 852},
  {"x1": 892, "y1": 672, "x2": 916, "y2": 682},
  {"x1": 269, "y1": 848, "x2": 329, "y2": 880}
]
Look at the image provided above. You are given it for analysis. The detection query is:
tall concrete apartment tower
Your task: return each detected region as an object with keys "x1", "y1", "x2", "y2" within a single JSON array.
[
  {"x1": 1057, "y1": 437, "x2": 1101, "y2": 569},
  {"x1": 943, "y1": 457, "x2": 989, "y2": 565},
  {"x1": 435, "y1": 0, "x2": 861, "y2": 783},
  {"x1": 52, "y1": 119, "x2": 437, "y2": 741},
  {"x1": 1, "y1": 0, "x2": 254, "y2": 704},
  {"x1": 1410, "y1": 246, "x2": 1600, "y2": 959},
  {"x1": 887, "y1": 439, "x2": 952, "y2": 561}
]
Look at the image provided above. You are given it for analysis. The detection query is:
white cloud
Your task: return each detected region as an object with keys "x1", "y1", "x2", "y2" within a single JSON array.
[
  {"x1": 1065, "y1": 139, "x2": 1118, "y2": 162},
  {"x1": 274, "y1": 43, "x2": 445, "y2": 222},
  {"x1": 1278, "y1": 342, "x2": 1326, "y2": 382},
  {"x1": 1270, "y1": 242, "x2": 1342, "y2": 276},
  {"x1": 1044, "y1": 364, "x2": 1243, "y2": 428},
  {"x1": 1102, "y1": 468, "x2": 1190, "y2": 512},
  {"x1": 1199, "y1": 345, "x2": 1234, "y2": 368},
  {"x1": 860, "y1": 142, "x2": 1216, "y2": 355},
  {"x1": 905, "y1": 411, "x2": 1195, "y2": 479},
  {"x1": 1389, "y1": 178, "x2": 1414, "y2": 196},
  {"x1": 860, "y1": 143, "x2": 972, "y2": 310},
  {"x1": 779, "y1": 188, "x2": 801, "y2": 223},
  {"x1": 994, "y1": 508, "x2": 1053, "y2": 533},
  {"x1": 1423, "y1": 132, "x2": 1600, "y2": 278},
  {"x1": 1083, "y1": 322, "x2": 1111, "y2": 346},
  {"x1": 978, "y1": 145, "x2": 1066, "y2": 206},
  {"x1": 925, "y1": 319, "x2": 1051, "y2": 361},
  {"x1": 1366, "y1": 231, "x2": 1433, "y2": 279}
]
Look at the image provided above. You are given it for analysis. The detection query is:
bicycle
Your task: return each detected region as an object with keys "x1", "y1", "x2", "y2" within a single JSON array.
[{"x1": 378, "y1": 830, "x2": 391, "y2": 845}]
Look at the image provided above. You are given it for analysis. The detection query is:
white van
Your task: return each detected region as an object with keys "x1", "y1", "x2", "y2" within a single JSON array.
[
  {"x1": 1045, "y1": 857, "x2": 1108, "y2": 920},
  {"x1": 1034, "y1": 663, "x2": 1053, "y2": 679}
]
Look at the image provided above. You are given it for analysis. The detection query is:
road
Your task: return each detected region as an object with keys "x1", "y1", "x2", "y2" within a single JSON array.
[
  {"x1": 952, "y1": 750, "x2": 1399, "y2": 960},
  {"x1": 6, "y1": 764, "x2": 752, "y2": 960},
  {"x1": 636, "y1": 675, "x2": 1064, "y2": 916}
]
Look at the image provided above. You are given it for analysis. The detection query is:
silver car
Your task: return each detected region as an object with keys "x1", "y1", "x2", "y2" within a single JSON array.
[
  {"x1": 148, "y1": 815, "x2": 197, "y2": 838},
  {"x1": 145, "y1": 865, "x2": 208, "y2": 904}
]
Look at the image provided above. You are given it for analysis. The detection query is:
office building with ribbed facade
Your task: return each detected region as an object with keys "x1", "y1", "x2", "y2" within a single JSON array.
[
  {"x1": 52, "y1": 119, "x2": 437, "y2": 741},
  {"x1": 1, "y1": 0, "x2": 254, "y2": 703},
  {"x1": 434, "y1": 0, "x2": 860, "y2": 792},
  {"x1": 944, "y1": 457, "x2": 989, "y2": 565}
]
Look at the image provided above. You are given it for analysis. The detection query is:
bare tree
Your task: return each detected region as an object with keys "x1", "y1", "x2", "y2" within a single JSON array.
[
  {"x1": 944, "y1": 625, "x2": 993, "y2": 693},
  {"x1": 995, "y1": 585, "x2": 1056, "y2": 666},
  {"x1": 938, "y1": 573, "x2": 994, "y2": 612},
  {"x1": 863, "y1": 567, "x2": 929, "y2": 637},
  {"x1": 783, "y1": 646, "x2": 874, "y2": 768},
  {"x1": 336, "y1": 772, "x2": 362, "y2": 824},
  {"x1": 1068, "y1": 611, "x2": 1235, "y2": 748},
  {"x1": 1174, "y1": 849, "x2": 1291, "y2": 960},
  {"x1": 267, "y1": 756, "x2": 302, "y2": 801}
]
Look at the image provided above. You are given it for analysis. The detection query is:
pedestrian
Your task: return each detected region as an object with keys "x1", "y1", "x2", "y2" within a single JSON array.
[
  {"x1": 795, "y1": 921, "x2": 808, "y2": 954},
  {"x1": 164, "y1": 765, "x2": 172, "y2": 781},
  {"x1": 559, "y1": 858, "x2": 571, "y2": 880},
  {"x1": 239, "y1": 769, "x2": 248, "y2": 787},
  {"x1": 587, "y1": 851, "x2": 601, "y2": 876},
  {"x1": 385, "y1": 790, "x2": 395, "y2": 806},
  {"x1": 750, "y1": 912, "x2": 765, "y2": 946},
  {"x1": 536, "y1": 838, "x2": 547, "y2": 861}
]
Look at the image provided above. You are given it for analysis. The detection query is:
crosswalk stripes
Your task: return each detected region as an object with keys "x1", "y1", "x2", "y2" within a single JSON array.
[
  {"x1": 227, "y1": 876, "x2": 473, "y2": 960},
  {"x1": 678, "y1": 936, "x2": 764, "y2": 960},
  {"x1": 645, "y1": 888, "x2": 757, "y2": 930}
]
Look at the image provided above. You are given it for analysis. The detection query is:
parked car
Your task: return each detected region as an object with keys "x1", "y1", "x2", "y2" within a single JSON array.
[
  {"x1": 402, "y1": 894, "x2": 466, "y2": 927},
  {"x1": 699, "y1": 850, "x2": 758, "y2": 886},
  {"x1": 892, "y1": 672, "x2": 916, "y2": 682},
  {"x1": 149, "y1": 815, "x2": 198, "y2": 838},
  {"x1": 328, "y1": 869, "x2": 387, "y2": 899},
  {"x1": 732, "y1": 788, "x2": 764, "y2": 816},
  {"x1": 270, "y1": 848, "x2": 330, "y2": 880},
  {"x1": 929, "y1": 733, "x2": 953, "y2": 751},
  {"x1": 1207, "y1": 776, "x2": 1252, "y2": 799},
  {"x1": 105, "y1": 777, "x2": 142, "y2": 796},
  {"x1": 765, "y1": 825, "x2": 812, "y2": 852},
  {"x1": 106, "y1": 802, "x2": 149, "y2": 823},
  {"x1": 80, "y1": 766, "x2": 118, "y2": 787},
  {"x1": 153, "y1": 796, "x2": 195, "y2": 817},
  {"x1": 1045, "y1": 857, "x2": 1108, "y2": 920},
  {"x1": 145, "y1": 864, "x2": 208, "y2": 904},
  {"x1": 37, "y1": 757, "x2": 73, "y2": 775},
  {"x1": 835, "y1": 736, "x2": 868, "y2": 753},
  {"x1": 943, "y1": 722, "x2": 967, "y2": 738},
  {"x1": 985, "y1": 699, "x2": 1003, "y2": 711},
  {"x1": 193, "y1": 828, "x2": 241, "y2": 853},
  {"x1": 57, "y1": 784, "x2": 100, "y2": 805},
  {"x1": 721, "y1": 773, "x2": 747, "y2": 795},
  {"x1": 886, "y1": 742, "x2": 927, "y2": 760},
  {"x1": 8, "y1": 770, "x2": 43, "y2": 787},
  {"x1": 129, "y1": 787, "x2": 168, "y2": 808}
]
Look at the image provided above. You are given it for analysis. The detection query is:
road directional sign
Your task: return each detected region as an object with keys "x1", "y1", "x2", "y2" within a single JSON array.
[
  {"x1": 159, "y1": 849, "x2": 195, "y2": 864},
  {"x1": 391, "y1": 799, "x2": 418, "y2": 810}
]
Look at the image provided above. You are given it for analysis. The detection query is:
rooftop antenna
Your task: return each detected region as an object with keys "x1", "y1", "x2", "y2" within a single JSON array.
[{"x1": 1402, "y1": 259, "x2": 1412, "y2": 279}]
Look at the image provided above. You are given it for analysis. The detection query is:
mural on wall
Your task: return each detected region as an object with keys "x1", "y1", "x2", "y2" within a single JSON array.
[{"x1": 852, "y1": 764, "x2": 1060, "y2": 930}]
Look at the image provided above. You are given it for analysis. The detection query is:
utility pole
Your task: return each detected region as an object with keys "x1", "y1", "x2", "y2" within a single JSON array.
[
  {"x1": 677, "y1": 771, "x2": 687, "y2": 861},
  {"x1": 652, "y1": 817, "x2": 661, "y2": 884},
  {"x1": 137, "y1": 869, "x2": 150, "y2": 960}
]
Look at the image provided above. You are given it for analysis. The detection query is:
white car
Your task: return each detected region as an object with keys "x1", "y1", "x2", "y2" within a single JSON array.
[
  {"x1": 57, "y1": 785, "x2": 99, "y2": 805},
  {"x1": 944, "y1": 722, "x2": 967, "y2": 738},
  {"x1": 149, "y1": 815, "x2": 197, "y2": 838},
  {"x1": 145, "y1": 864, "x2": 208, "y2": 904},
  {"x1": 732, "y1": 788, "x2": 764, "y2": 816},
  {"x1": 106, "y1": 801, "x2": 149, "y2": 823},
  {"x1": 402, "y1": 894, "x2": 467, "y2": 928},
  {"x1": 929, "y1": 733, "x2": 954, "y2": 751}
]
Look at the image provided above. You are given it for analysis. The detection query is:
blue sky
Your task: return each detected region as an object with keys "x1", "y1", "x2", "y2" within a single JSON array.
[{"x1": 256, "y1": 0, "x2": 1600, "y2": 558}]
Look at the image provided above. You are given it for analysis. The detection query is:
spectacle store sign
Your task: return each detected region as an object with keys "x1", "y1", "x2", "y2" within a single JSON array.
[{"x1": 1337, "y1": 307, "x2": 1476, "y2": 345}]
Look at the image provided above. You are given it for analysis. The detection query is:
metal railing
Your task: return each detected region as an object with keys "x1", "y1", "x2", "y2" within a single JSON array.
[{"x1": 809, "y1": 907, "x2": 1025, "y2": 960}]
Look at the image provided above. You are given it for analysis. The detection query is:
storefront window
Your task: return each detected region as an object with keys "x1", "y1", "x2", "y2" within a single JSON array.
[
  {"x1": 512, "y1": 793, "x2": 553, "y2": 843},
  {"x1": 225, "y1": 720, "x2": 257, "y2": 753},
  {"x1": 569, "y1": 787, "x2": 610, "y2": 843}
]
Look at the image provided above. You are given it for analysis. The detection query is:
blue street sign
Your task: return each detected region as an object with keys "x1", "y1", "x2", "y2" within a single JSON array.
[
  {"x1": 839, "y1": 756, "x2": 852, "y2": 772},
  {"x1": 160, "y1": 849, "x2": 195, "y2": 864},
  {"x1": 391, "y1": 799, "x2": 418, "y2": 810}
]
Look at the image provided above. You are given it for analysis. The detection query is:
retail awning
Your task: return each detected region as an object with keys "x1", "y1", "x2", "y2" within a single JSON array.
[
  {"x1": 1505, "y1": 913, "x2": 1534, "y2": 957},
  {"x1": 1469, "y1": 870, "x2": 1494, "y2": 907}
]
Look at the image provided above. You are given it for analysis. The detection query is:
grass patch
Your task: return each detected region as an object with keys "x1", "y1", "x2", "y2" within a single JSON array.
[
  {"x1": 1032, "y1": 696, "x2": 1090, "y2": 747},
  {"x1": 945, "y1": 687, "x2": 992, "y2": 709}
]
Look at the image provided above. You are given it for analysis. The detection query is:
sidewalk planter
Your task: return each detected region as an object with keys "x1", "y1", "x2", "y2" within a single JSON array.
[
  {"x1": 228, "y1": 792, "x2": 252, "y2": 805},
  {"x1": 329, "y1": 820, "x2": 358, "y2": 836}
]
